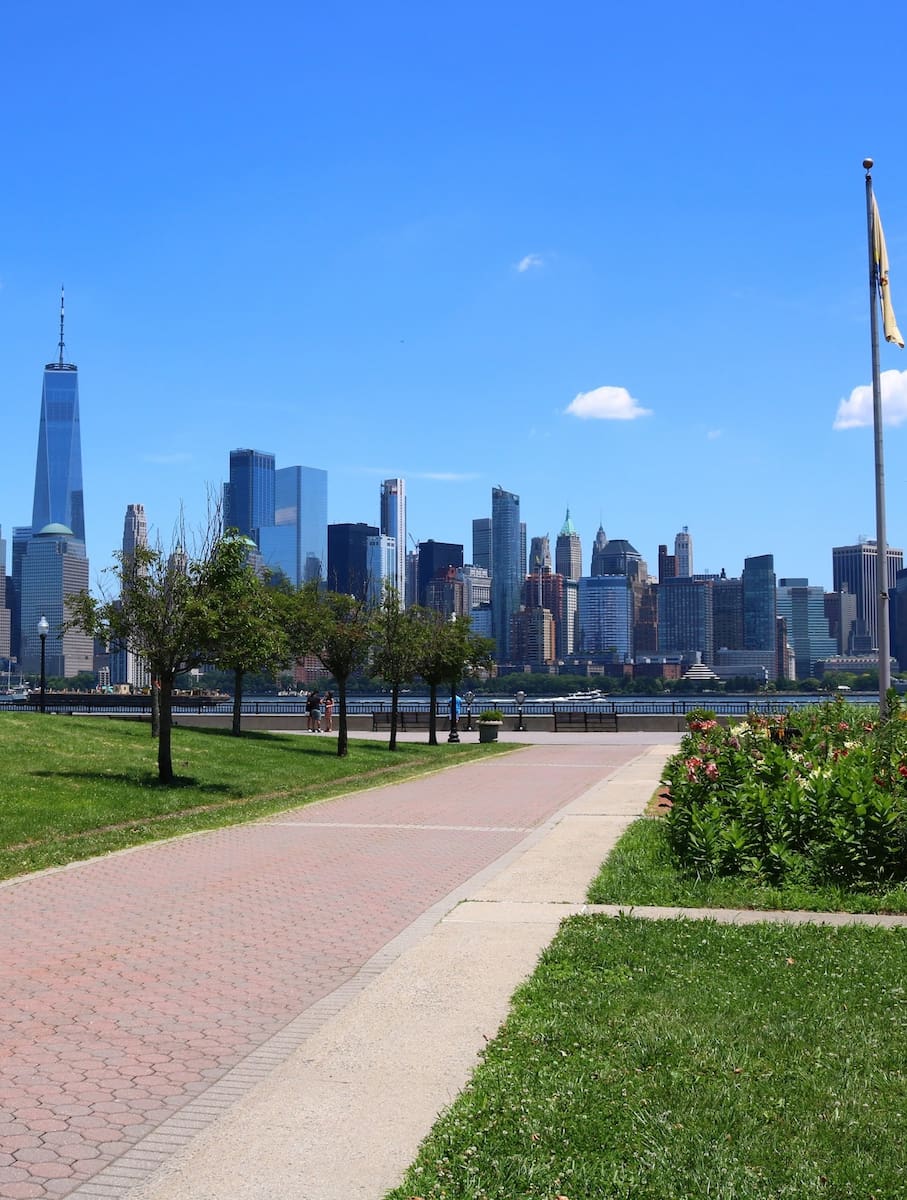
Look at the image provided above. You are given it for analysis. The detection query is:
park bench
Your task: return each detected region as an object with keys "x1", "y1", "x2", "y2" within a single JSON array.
[
  {"x1": 583, "y1": 711, "x2": 618, "y2": 732},
  {"x1": 553, "y1": 710, "x2": 587, "y2": 732},
  {"x1": 372, "y1": 711, "x2": 407, "y2": 732},
  {"x1": 553, "y1": 710, "x2": 618, "y2": 732}
]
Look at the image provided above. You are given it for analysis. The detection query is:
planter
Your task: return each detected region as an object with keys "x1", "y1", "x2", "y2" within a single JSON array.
[{"x1": 478, "y1": 721, "x2": 502, "y2": 743}]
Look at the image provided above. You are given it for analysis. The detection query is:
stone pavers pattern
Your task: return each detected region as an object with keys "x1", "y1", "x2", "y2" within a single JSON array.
[{"x1": 0, "y1": 744, "x2": 640, "y2": 1199}]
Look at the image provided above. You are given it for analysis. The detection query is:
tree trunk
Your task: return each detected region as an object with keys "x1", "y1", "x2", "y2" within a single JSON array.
[
  {"x1": 336, "y1": 676, "x2": 349, "y2": 757},
  {"x1": 428, "y1": 683, "x2": 438, "y2": 745},
  {"x1": 157, "y1": 673, "x2": 174, "y2": 784},
  {"x1": 232, "y1": 668, "x2": 244, "y2": 736},
  {"x1": 150, "y1": 676, "x2": 160, "y2": 738},
  {"x1": 389, "y1": 682, "x2": 399, "y2": 751}
]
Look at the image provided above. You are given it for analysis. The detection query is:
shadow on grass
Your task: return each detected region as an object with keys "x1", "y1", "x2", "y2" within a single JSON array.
[{"x1": 30, "y1": 769, "x2": 233, "y2": 793}]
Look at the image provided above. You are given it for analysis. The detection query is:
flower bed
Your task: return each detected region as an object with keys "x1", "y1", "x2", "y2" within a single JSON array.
[{"x1": 662, "y1": 702, "x2": 907, "y2": 886}]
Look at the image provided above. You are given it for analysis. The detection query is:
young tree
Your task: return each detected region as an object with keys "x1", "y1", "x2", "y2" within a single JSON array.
[
  {"x1": 203, "y1": 535, "x2": 289, "y2": 736},
  {"x1": 413, "y1": 609, "x2": 495, "y2": 745},
  {"x1": 67, "y1": 533, "x2": 226, "y2": 785},
  {"x1": 369, "y1": 586, "x2": 421, "y2": 751},
  {"x1": 285, "y1": 583, "x2": 372, "y2": 757}
]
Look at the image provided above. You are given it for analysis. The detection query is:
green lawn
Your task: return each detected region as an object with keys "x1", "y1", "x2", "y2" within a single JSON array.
[
  {"x1": 387, "y1": 916, "x2": 907, "y2": 1200},
  {"x1": 0, "y1": 712, "x2": 511, "y2": 879},
  {"x1": 587, "y1": 815, "x2": 907, "y2": 915}
]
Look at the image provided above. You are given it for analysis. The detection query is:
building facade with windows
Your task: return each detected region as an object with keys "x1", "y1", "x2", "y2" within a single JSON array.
[
  {"x1": 258, "y1": 465, "x2": 328, "y2": 586},
  {"x1": 224, "y1": 449, "x2": 275, "y2": 542},
  {"x1": 380, "y1": 478, "x2": 407, "y2": 606},
  {"x1": 491, "y1": 487, "x2": 522, "y2": 663}
]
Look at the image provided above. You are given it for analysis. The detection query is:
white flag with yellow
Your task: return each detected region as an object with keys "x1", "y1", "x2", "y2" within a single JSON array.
[{"x1": 872, "y1": 194, "x2": 904, "y2": 348}]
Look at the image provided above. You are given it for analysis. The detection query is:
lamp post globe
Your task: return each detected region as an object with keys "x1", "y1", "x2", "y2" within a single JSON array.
[{"x1": 37, "y1": 615, "x2": 49, "y2": 714}]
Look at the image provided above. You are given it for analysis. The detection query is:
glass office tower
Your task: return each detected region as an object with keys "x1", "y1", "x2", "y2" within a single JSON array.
[
  {"x1": 258, "y1": 465, "x2": 328, "y2": 586},
  {"x1": 32, "y1": 363, "x2": 84, "y2": 541},
  {"x1": 380, "y1": 478, "x2": 406, "y2": 607},
  {"x1": 224, "y1": 449, "x2": 276, "y2": 541},
  {"x1": 491, "y1": 486, "x2": 521, "y2": 663}
]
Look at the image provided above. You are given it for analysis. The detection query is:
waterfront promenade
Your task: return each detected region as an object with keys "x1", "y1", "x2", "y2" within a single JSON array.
[{"x1": 0, "y1": 732, "x2": 676, "y2": 1199}]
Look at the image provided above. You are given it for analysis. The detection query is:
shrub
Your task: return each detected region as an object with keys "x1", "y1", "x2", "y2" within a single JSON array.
[
  {"x1": 663, "y1": 701, "x2": 907, "y2": 888},
  {"x1": 478, "y1": 709, "x2": 504, "y2": 722}
]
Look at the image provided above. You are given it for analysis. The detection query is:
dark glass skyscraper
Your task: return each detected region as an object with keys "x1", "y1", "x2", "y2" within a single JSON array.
[
  {"x1": 31, "y1": 297, "x2": 84, "y2": 540},
  {"x1": 224, "y1": 449, "x2": 275, "y2": 541},
  {"x1": 492, "y1": 486, "x2": 521, "y2": 662},
  {"x1": 742, "y1": 554, "x2": 777, "y2": 654}
]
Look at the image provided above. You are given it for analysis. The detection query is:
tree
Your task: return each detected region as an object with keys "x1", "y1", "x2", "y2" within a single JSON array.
[
  {"x1": 285, "y1": 583, "x2": 372, "y2": 757},
  {"x1": 203, "y1": 535, "x2": 289, "y2": 735},
  {"x1": 413, "y1": 609, "x2": 495, "y2": 745},
  {"x1": 67, "y1": 532, "x2": 226, "y2": 785},
  {"x1": 369, "y1": 587, "x2": 421, "y2": 750}
]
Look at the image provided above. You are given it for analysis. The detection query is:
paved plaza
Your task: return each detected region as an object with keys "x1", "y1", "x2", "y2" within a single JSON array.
[{"x1": 0, "y1": 734, "x2": 676, "y2": 1199}]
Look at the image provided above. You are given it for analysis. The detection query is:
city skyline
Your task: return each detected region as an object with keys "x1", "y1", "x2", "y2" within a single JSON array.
[{"x1": 2, "y1": 4, "x2": 907, "y2": 593}]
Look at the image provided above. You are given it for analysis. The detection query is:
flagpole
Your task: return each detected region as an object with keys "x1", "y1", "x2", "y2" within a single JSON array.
[{"x1": 863, "y1": 158, "x2": 892, "y2": 715}]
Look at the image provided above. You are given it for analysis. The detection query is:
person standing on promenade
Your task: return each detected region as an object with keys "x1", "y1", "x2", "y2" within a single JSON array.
[
  {"x1": 322, "y1": 691, "x2": 334, "y2": 733},
  {"x1": 306, "y1": 688, "x2": 321, "y2": 732}
]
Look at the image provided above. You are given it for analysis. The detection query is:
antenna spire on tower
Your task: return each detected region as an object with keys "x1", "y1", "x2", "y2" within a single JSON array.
[{"x1": 58, "y1": 285, "x2": 65, "y2": 366}]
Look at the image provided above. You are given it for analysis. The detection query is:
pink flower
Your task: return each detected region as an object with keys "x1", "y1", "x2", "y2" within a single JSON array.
[
  {"x1": 684, "y1": 756, "x2": 703, "y2": 780},
  {"x1": 704, "y1": 761, "x2": 720, "y2": 781}
]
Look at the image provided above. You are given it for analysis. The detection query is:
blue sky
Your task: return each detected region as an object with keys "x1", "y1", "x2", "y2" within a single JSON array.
[{"x1": 2, "y1": 0, "x2": 906, "y2": 592}]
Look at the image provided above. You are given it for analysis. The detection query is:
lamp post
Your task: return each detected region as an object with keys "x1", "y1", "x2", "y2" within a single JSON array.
[
  {"x1": 37, "y1": 615, "x2": 49, "y2": 714},
  {"x1": 464, "y1": 690, "x2": 474, "y2": 732},
  {"x1": 516, "y1": 689, "x2": 526, "y2": 732}
]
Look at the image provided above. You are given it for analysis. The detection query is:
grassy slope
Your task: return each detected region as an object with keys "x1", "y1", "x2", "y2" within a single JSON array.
[
  {"x1": 387, "y1": 916, "x2": 907, "y2": 1200},
  {"x1": 0, "y1": 713, "x2": 510, "y2": 879}
]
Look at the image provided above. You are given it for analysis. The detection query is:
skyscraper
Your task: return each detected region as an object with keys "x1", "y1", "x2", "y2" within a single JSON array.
[
  {"x1": 491, "y1": 486, "x2": 521, "y2": 662},
  {"x1": 472, "y1": 518, "x2": 492, "y2": 573},
  {"x1": 110, "y1": 505, "x2": 150, "y2": 689},
  {"x1": 674, "y1": 527, "x2": 693, "y2": 577},
  {"x1": 0, "y1": 528, "x2": 10, "y2": 662},
  {"x1": 224, "y1": 449, "x2": 275, "y2": 542},
  {"x1": 31, "y1": 290, "x2": 85, "y2": 541},
  {"x1": 258, "y1": 465, "x2": 328, "y2": 586},
  {"x1": 657, "y1": 577, "x2": 715, "y2": 663},
  {"x1": 529, "y1": 534, "x2": 551, "y2": 573},
  {"x1": 327, "y1": 523, "x2": 378, "y2": 597},
  {"x1": 366, "y1": 534, "x2": 397, "y2": 607},
  {"x1": 590, "y1": 525, "x2": 609, "y2": 576},
  {"x1": 122, "y1": 504, "x2": 148, "y2": 562},
  {"x1": 776, "y1": 578, "x2": 836, "y2": 680},
  {"x1": 417, "y1": 541, "x2": 464, "y2": 607},
  {"x1": 832, "y1": 540, "x2": 903, "y2": 648},
  {"x1": 380, "y1": 478, "x2": 407, "y2": 607},
  {"x1": 577, "y1": 575, "x2": 633, "y2": 659},
  {"x1": 555, "y1": 509, "x2": 582, "y2": 582},
  {"x1": 20, "y1": 295, "x2": 92, "y2": 677},
  {"x1": 742, "y1": 554, "x2": 777, "y2": 655},
  {"x1": 19, "y1": 525, "x2": 92, "y2": 676}
]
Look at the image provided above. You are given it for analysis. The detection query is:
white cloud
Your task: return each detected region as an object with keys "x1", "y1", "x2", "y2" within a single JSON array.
[
  {"x1": 707, "y1": 429, "x2": 722, "y2": 440},
  {"x1": 565, "y1": 385, "x2": 652, "y2": 421},
  {"x1": 516, "y1": 254, "x2": 544, "y2": 273},
  {"x1": 834, "y1": 369, "x2": 907, "y2": 429}
]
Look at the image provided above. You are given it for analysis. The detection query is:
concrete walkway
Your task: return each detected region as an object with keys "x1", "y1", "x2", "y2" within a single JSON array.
[{"x1": 0, "y1": 735, "x2": 675, "y2": 1200}]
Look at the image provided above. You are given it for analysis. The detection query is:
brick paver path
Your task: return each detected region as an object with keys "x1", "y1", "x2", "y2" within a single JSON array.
[{"x1": 0, "y1": 744, "x2": 640, "y2": 1199}]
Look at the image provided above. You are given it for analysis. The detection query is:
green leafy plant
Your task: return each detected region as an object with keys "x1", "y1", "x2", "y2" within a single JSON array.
[{"x1": 478, "y1": 709, "x2": 504, "y2": 722}]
